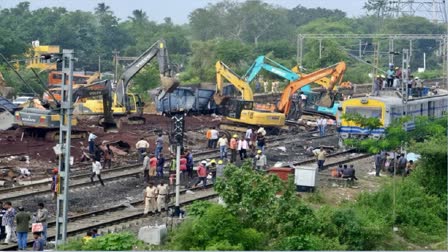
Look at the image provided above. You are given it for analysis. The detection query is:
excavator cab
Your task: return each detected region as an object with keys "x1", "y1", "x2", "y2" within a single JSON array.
[{"x1": 222, "y1": 99, "x2": 254, "y2": 119}]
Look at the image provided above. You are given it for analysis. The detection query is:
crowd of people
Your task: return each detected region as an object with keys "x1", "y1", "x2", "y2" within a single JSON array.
[
  {"x1": 374, "y1": 151, "x2": 415, "y2": 177},
  {"x1": 373, "y1": 64, "x2": 427, "y2": 97},
  {"x1": 0, "y1": 201, "x2": 47, "y2": 250},
  {"x1": 331, "y1": 164, "x2": 358, "y2": 181},
  {"x1": 254, "y1": 78, "x2": 281, "y2": 94}
]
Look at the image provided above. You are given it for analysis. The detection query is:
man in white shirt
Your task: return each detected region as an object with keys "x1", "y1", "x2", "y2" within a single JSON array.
[
  {"x1": 135, "y1": 137, "x2": 150, "y2": 162},
  {"x1": 210, "y1": 127, "x2": 219, "y2": 149},
  {"x1": 299, "y1": 91, "x2": 307, "y2": 103},
  {"x1": 88, "y1": 131, "x2": 97, "y2": 155},
  {"x1": 237, "y1": 136, "x2": 248, "y2": 160},
  {"x1": 90, "y1": 159, "x2": 104, "y2": 186},
  {"x1": 217, "y1": 135, "x2": 228, "y2": 159},
  {"x1": 317, "y1": 117, "x2": 327, "y2": 137},
  {"x1": 263, "y1": 81, "x2": 269, "y2": 93}
]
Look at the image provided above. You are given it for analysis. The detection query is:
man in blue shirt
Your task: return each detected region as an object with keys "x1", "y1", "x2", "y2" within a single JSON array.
[
  {"x1": 386, "y1": 66, "x2": 395, "y2": 88},
  {"x1": 2, "y1": 202, "x2": 16, "y2": 244},
  {"x1": 32, "y1": 232, "x2": 44, "y2": 251}
]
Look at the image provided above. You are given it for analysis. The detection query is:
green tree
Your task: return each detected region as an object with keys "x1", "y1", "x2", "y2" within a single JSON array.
[
  {"x1": 287, "y1": 4, "x2": 346, "y2": 27},
  {"x1": 180, "y1": 40, "x2": 217, "y2": 83},
  {"x1": 94, "y1": 3, "x2": 131, "y2": 71}
]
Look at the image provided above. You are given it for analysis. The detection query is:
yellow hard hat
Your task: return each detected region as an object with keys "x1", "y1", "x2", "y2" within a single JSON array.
[
  {"x1": 218, "y1": 160, "x2": 223, "y2": 164},
  {"x1": 210, "y1": 159, "x2": 216, "y2": 164},
  {"x1": 233, "y1": 134, "x2": 238, "y2": 138},
  {"x1": 257, "y1": 150, "x2": 262, "y2": 154}
]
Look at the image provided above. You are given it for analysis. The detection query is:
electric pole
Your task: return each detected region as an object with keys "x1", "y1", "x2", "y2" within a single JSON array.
[{"x1": 55, "y1": 49, "x2": 75, "y2": 248}]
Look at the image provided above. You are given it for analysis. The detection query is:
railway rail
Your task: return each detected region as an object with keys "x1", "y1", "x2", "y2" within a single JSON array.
[
  {"x1": 0, "y1": 131, "x2": 333, "y2": 201},
  {"x1": 0, "y1": 148, "x2": 373, "y2": 250},
  {"x1": 0, "y1": 186, "x2": 218, "y2": 250}
]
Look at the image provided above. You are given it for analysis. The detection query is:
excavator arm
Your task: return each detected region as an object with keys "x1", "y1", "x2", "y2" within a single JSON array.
[
  {"x1": 278, "y1": 62, "x2": 346, "y2": 118},
  {"x1": 115, "y1": 39, "x2": 179, "y2": 113},
  {"x1": 291, "y1": 65, "x2": 352, "y2": 91},
  {"x1": 73, "y1": 80, "x2": 117, "y2": 131},
  {"x1": 244, "y1": 56, "x2": 300, "y2": 83},
  {"x1": 214, "y1": 61, "x2": 254, "y2": 105}
]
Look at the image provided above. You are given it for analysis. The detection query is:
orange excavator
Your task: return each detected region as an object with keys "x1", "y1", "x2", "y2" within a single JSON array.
[{"x1": 257, "y1": 62, "x2": 346, "y2": 120}]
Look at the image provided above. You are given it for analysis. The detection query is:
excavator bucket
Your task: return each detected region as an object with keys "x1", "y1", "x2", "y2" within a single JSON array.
[
  {"x1": 316, "y1": 92, "x2": 335, "y2": 108},
  {"x1": 103, "y1": 121, "x2": 118, "y2": 133},
  {"x1": 213, "y1": 93, "x2": 230, "y2": 105},
  {"x1": 160, "y1": 76, "x2": 180, "y2": 94}
]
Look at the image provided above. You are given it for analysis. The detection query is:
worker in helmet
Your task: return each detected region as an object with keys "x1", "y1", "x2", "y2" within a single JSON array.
[
  {"x1": 194, "y1": 160, "x2": 208, "y2": 188},
  {"x1": 253, "y1": 150, "x2": 267, "y2": 171},
  {"x1": 229, "y1": 134, "x2": 238, "y2": 163},
  {"x1": 209, "y1": 159, "x2": 217, "y2": 183},
  {"x1": 216, "y1": 160, "x2": 225, "y2": 181}
]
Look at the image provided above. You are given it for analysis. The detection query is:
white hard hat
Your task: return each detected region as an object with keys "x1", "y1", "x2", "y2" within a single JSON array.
[{"x1": 201, "y1": 160, "x2": 207, "y2": 165}]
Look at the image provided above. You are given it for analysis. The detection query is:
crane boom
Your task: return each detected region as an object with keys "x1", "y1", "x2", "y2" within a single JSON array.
[{"x1": 214, "y1": 61, "x2": 254, "y2": 104}]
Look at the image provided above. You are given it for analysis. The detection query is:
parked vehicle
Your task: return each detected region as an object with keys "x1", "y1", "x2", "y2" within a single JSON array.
[{"x1": 12, "y1": 96, "x2": 33, "y2": 106}]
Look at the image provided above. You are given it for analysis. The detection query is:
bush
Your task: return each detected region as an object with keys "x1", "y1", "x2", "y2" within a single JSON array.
[
  {"x1": 60, "y1": 232, "x2": 147, "y2": 251},
  {"x1": 356, "y1": 179, "x2": 446, "y2": 245},
  {"x1": 329, "y1": 207, "x2": 388, "y2": 250},
  {"x1": 168, "y1": 204, "x2": 266, "y2": 250},
  {"x1": 273, "y1": 235, "x2": 347, "y2": 251},
  {"x1": 187, "y1": 200, "x2": 213, "y2": 217}
]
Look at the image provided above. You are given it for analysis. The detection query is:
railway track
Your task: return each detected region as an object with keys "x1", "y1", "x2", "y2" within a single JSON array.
[
  {"x1": 0, "y1": 147, "x2": 372, "y2": 251},
  {"x1": 0, "y1": 131, "x2": 333, "y2": 201},
  {"x1": 0, "y1": 186, "x2": 218, "y2": 251}
]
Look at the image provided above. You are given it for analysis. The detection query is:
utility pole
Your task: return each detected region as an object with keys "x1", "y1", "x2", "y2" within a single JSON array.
[
  {"x1": 55, "y1": 49, "x2": 75, "y2": 248},
  {"x1": 112, "y1": 49, "x2": 120, "y2": 83}
]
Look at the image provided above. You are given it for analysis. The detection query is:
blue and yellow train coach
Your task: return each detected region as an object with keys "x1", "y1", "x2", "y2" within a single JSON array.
[{"x1": 337, "y1": 93, "x2": 448, "y2": 139}]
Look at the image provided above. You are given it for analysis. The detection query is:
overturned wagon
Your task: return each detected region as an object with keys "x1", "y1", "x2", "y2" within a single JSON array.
[{"x1": 156, "y1": 85, "x2": 236, "y2": 115}]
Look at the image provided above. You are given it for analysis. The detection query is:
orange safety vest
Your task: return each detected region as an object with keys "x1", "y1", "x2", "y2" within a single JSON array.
[
  {"x1": 206, "y1": 130, "x2": 212, "y2": 139},
  {"x1": 229, "y1": 138, "x2": 237, "y2": 149}
]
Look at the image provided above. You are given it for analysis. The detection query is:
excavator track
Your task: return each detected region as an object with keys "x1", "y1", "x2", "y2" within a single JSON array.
[{"x1": 19, "y1": 128, "x2": 87, "y2": 142}]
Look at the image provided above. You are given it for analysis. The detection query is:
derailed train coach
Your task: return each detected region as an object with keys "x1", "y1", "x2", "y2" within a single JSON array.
[
  {"x1": 337, "y1": 90, "x2": 448, "y2": 139},
  {"x1": 156, "y1": 85, "x2": 237, "y2": 115}
]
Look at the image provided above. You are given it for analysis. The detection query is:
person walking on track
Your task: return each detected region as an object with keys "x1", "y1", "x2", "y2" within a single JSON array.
[{"x1": 90, "y1": 159, "x2": 105, "y2": 186}]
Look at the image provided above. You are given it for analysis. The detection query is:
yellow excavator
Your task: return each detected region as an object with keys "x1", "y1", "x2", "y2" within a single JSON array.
[
  {"x1": 74, "y1": 39, "x2": 178, "y2": 124},
  {"x1": 15, "y1": 80, "x2": 118, "y2": 141},
  {"x1": 214, "y1": 61, "x2": 286, "y2": 133},
  {"x1": 43, "y1": 72, "x2": 101, "y2": 103}
]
